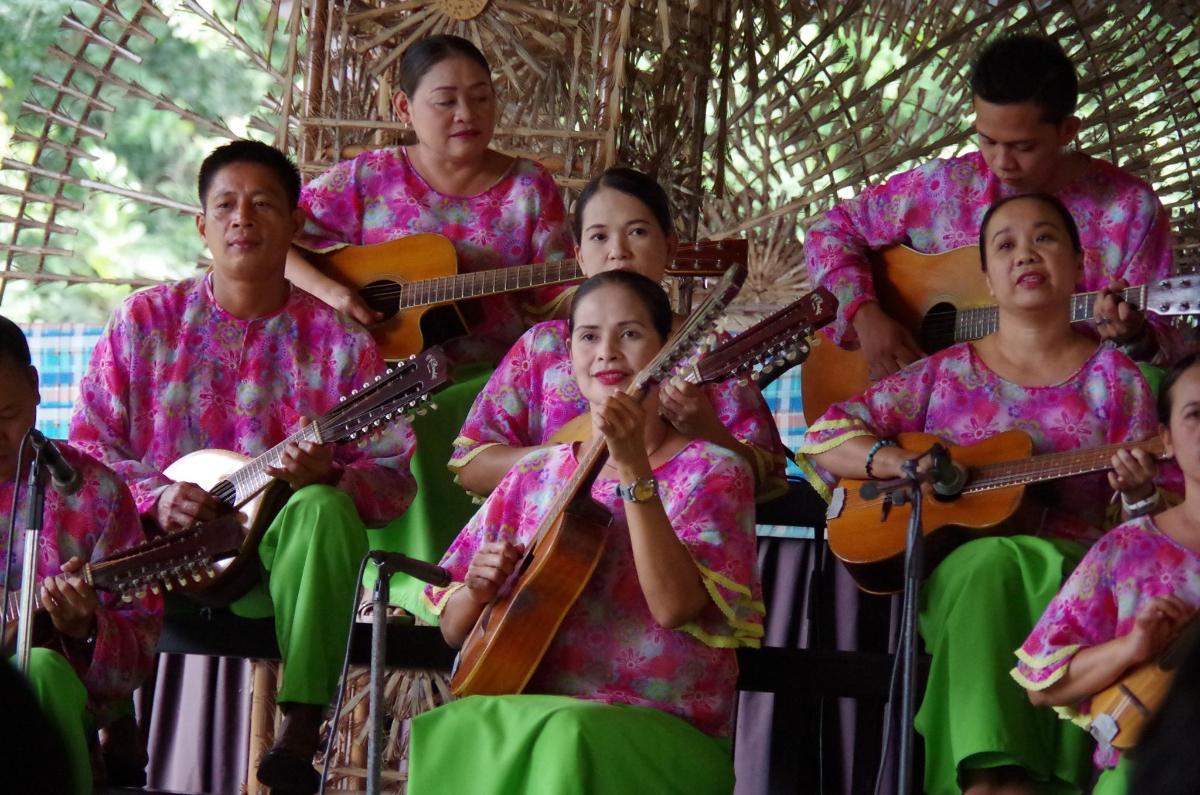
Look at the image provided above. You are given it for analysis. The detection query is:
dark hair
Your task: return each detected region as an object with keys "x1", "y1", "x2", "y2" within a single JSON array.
[
  {"x1": 0, "y1": 314, "x2": 32, "y2": 371},
  {"x1": 197, "y1": 140, "x2": 301, "y2": 209},
  {"x1": 977, "y1": 193, "x2": 1082, "y2": 271},
  {"x1": 1157, "y1": 352, "x2": 1200, "y2": 423},
  {"x1": 398, "y1": 35, "x2": 491, "y2": 96},
  {"x1": 569, "y1": 270, "x2": 673, "y2": 342},
  {"x1": 970, "y1": 33, "x2": 1078, "y2": 123},
  {"x1": 573, "y1": 167, "x2": 675, "y2": 244}
]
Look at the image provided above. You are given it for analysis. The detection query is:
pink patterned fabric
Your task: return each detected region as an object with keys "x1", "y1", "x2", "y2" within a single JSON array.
[
  {"x1": 1012, "y1": 516, "x2": 1200, "y2": 768},
  {"x1": 805, "y1": 152, "x2": 1177, "y2": 358},
  {"x1": 295, "y1": 148, "x2": 573, "y2": 365},
  {"x1": 423, "y1": 440, "x2": 764, "y2": 737},
  {"x1": 68, "y1": 276, "x2": 415, "y2": 526},
  {"x1": 0, "y1": 444, "x2": 161, "y2": 723},
  {"x1": 449, "y1": 319, "x2": 788, "y2": 500},
  {"x1": 799, "y1": 342, "x2": 1158, "y2": 543}
]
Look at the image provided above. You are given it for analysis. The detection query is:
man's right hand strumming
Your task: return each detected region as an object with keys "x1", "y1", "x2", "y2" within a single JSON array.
[
  {"x1": 851, "y1": 301, "x2": 924, "y2": 381},
  {"x1": 155, "y1": 481, "x2": 220, "y2": 532}
]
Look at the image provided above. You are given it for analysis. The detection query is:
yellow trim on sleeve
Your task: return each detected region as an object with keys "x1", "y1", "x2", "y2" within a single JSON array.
[
  {"x1": 419, "y1": 581, "x2": 466, "y2": 618},
  {"x1": 795, "y1": 427, "x2": 873, "y2": 456},
  {"x1": 680, "y1": 560, "x2": 766, "y2": 650},
  {"x1": 447, "y1": 437, "x2": 500, "y2": 471},
  {"x1": 1014, "y1": 643, "x2": 1081, "y2": 672},
  {"x1": 793, "y1": 453, "x2": 834, "y2": 504}
]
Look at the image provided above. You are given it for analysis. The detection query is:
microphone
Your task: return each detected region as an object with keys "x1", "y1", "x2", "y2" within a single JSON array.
[
  {"x1": 366, "y1": 550, "x2": 451, "y2": 587},
  {"x1": 28, "y1": 429, "x2": 82, "y2": 496},
  {"x1": 927, "y1": 444, "x2": 968, "y2": 498}
]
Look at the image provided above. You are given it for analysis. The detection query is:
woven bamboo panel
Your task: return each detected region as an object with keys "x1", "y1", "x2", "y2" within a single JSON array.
[{"x1": 1, "y1": 1, "x2": 1198, "y2": 314}]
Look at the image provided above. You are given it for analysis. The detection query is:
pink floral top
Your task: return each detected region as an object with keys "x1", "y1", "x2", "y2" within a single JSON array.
[
  {"x1": 423, "y1": 440, "x2": 764, "y2": 737},
  {"x1": 68, "y1": 276, "x2": 416, "y2": 526},
  {"x1": 0, "y1": 445, "x2": 161, "y2": 724},
  {"x1": 449, "y1": 319, "x2": 788, "y2": 501},
  {"x1": 798, "y1": 342, "x2": 1157, "y2": 543},
  {"x1": 1012, "y1": 516, "x2": 1200, "y2": 768},
  {"x1": 805, "y1": 152, "x2": 1178, "y2": 360},
  {"x1": 296, "y1": 148, "x2": 573, "y2": 364}
]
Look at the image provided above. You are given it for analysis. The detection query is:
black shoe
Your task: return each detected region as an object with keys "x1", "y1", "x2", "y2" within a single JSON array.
[{"x1": 257, "y1": 747, "x2": 321, "y2": 794}]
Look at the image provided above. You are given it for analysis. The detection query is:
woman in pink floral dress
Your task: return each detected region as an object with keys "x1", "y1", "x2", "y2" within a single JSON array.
[
  {"x1": 410, "y1": 271, "x2": 762, "y2": 793},
  {"x1": 283, "y1": 35, "x2": 574, "y2": 615},
  {"x1": 451, "y1": 167, "x2": 787, "y2": 505},
  {"x1": 1014, "y1": 353, "x2": 1200, "y2": 795},
  {"x1": 798, "y1": 194, "x2": 1161, "y2": 795}
]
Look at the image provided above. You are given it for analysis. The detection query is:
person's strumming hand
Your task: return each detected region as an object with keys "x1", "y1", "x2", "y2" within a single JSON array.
[{"x1": 851, "y1": 301, "x2": 924, "y2": 381}]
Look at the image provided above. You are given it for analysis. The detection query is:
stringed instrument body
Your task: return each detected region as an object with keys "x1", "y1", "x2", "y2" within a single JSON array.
[
  {"x1": 1088, "y1": 609, "x2": 1200, "y2": 750},
  {"x1": 801, "y1": 245, "x2": 1200, "y2": 423},
  {"x1": 310, "y1": 235, "x2": 748, "y2": 360},
  {"x1": 156, "y1": 347, "x2": 453, "y2": 607},
  {"x1": 826, "y1": 430, "x2": 1168, "y2": 594},
  {"x1": 450, "y1": 264, "x2": 747, "y2": 697}
]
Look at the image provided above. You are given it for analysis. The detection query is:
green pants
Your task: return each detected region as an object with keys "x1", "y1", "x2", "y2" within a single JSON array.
[
  {"x1": 230, "y1": 484, "x2": 368, "y2": 705},
  {"x1": 410, "y1": 694, "x2": 734, "y2": 794},
  {"x1": 21, "y1": 646, "x2": 92, "y2": 795},
  {"x1": 915, "y1": 535, "x2": 1093, "y2": 795}
]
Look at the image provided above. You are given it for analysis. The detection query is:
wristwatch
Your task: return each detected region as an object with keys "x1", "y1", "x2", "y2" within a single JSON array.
[{"x1": 616, "y1": 475, "x2": 659, "y2": 503}]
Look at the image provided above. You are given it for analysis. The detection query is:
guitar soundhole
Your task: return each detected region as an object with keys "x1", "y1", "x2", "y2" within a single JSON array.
[
  {"x1": 359, "y1": 279, "x2": 402, "y2": 320},
  {"x1": 920, "y1": 302, "x2": 959, "y2": 353}
]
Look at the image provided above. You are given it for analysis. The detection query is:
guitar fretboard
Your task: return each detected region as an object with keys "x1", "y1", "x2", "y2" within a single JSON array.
[
  {"x1": 964, "y1": 436, "x2": 1166, "y2": 494},
  {"x1": 953, "y1": 285, "x2": 1147, "y2": 342},
  {"x1": 396, "y1": 261, "x2": 585, "y2": 310}
]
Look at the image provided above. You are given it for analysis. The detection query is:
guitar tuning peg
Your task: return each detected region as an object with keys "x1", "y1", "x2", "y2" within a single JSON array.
[
  {"x1": 205, "y1": 566, "x2": 217, "y2": 579},
  {"x1": 178, "y1": 574, "x2": 190, "y2": 586},
  {"x1": 191, "y1": 570, "x2": 204, "y2": 582},
  {"x1": 429, "y1": 402, "x2": 438, "y2": 411},
  {"x1": 374, "y1": 375, "x2": 382, "y2": 382},
  {"x1": 339, "y1": 396, "x2": 347, "y2": 403},
  {"x1": 409, "y1": 354, "x2": 416, "y2": 360},
  {"x1": 385, "y1": 412, "x2": 394, "y2": 420},
  {"x1": 135, "y1": 589, "x2": 146, "y2": 599},
  {"x1": 416, "y1": 408, "x2": 427, "y2": 416},
  {"x1": 373, "y1": 419, "x2": 382, "y2": 426},
  {"x1": 385, "y1": 368, "x2": 394, "y2": 376},
  {"x1": 150, "y1": 583, "x2": 161, "y2": 594},
  {"x1": 121, "y1": 593, "x2": 133, "y2": 603},
  {"x1": 348, "y1": 432, "x2": 358, "y2": 440}
]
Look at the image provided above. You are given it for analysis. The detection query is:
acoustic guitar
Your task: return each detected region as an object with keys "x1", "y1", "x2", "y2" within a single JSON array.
[
  {"x1": 1088, "y1": 608, "x2": 1200, "y2": 751},
  {"x1": 2, "y1": 513, "x2": 242, "y2": 655},
  {"x1": 550, "y1": 286, "x2": 840, "y2": 444},
  {"x1": 450, "y1": 264, "x2": 746, "y2": 697},
  {"x1": 825, "y1": 430, "x2": 1169, "y2": 594},
  {"x1": 161, "y1": 347, "x2": 452, "y2": 607},
  {"x1": 309, "y1": 235, "x2": 749, "y2": 360},
  {"x1": 801, "y1": 245, "x2": 1200, "y2": 422}
]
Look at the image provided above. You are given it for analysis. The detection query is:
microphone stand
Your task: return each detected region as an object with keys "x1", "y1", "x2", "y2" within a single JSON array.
[
  {"x1": 15, "y1": 440, "x2": 49, "y2": 674},
  {"x1": 362, "y1": 550, "x2": 450, "y2": 795},
  {"x1": 861, "y1": 453, "x2": 929, "y2": 795}
]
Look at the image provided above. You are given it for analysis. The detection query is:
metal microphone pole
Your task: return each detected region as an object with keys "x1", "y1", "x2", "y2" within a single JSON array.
[
  {"x1": 15, "y1": 444, "x2": 49, "y2": 673},
  {"x1": 896, "y1": 456, "x2": 925, "y2": 795}
]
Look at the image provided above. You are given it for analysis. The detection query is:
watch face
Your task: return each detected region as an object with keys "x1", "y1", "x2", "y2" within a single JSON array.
[{"x1": 632, "y1": 478, "x2": 657, "y2": 502}]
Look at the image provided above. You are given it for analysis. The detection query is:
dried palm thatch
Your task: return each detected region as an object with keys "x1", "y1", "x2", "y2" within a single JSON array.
[{"x1": 3, "y1": 2, "x2": 1197, "y2": 316}]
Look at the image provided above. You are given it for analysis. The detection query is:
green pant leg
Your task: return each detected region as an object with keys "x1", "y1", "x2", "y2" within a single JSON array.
[
  {"x1": 22, "y1": 647, "x2": 92, "y2": 795},
  {"x1": 252, "y1": 484, "x2": 369, "y2": 706}
]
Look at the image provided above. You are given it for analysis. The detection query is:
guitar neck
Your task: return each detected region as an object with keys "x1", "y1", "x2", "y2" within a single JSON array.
[
  {"x1": 216, "y1": 423, "x2": 327, "y2": 506},
  {"x1": 953, "y1": 285, "x2": 1147, "y2": 342},
  {"x1": 398, "y1": 260, "x2": 584, "y2": 310},
  {"x1": 2, "y1": 562, "x2": 95, "y2": 623},
  {"x1": 965, "y1": 436, "x2": 1166, "y2": 494}
]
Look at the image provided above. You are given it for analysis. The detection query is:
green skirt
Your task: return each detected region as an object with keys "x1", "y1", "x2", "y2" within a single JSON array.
[
  {"x1": 408, "y1": 694, "x2": 734, "y2": 794},
  {"x1": 914, "y1": 535, "x2": 1093, "y2": 795},
  {"x1": 1093, "y1": 756, "x2": 1130, "y2": 795},
  {"x1": 365, "y1": 363, "x2": 493, "y2": 623}
]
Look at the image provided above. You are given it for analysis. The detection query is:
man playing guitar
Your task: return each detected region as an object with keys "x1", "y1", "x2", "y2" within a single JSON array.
[
  {"x1": 69, "y1": 141, "x2": 417, "y2": 795},
  {"x1": 805, "y1": 33, "x2": 1178, "y2": 383},
  {"x1": 0, "y1": 314, "x2": 162, "y2": 795}
]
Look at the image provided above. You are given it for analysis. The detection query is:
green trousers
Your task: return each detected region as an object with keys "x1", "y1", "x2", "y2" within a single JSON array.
[
  {"x1": 230, "y1": 484, "x2": 368, "y2": 705},
  {"x1": 409, "y1": 694, "x2": 734, "y2": 794},
  {"x1": 915, "y1": 535, "x2": 1093, "y2": 795},
  {"x1": 22, "y1": 646, "x2": 92, "y2": 795},
  {"x1": 1092, "y1": 756, "x2": 1131, "y2": 795}
]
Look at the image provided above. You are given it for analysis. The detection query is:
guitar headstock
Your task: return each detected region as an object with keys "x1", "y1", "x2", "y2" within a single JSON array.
[
  {"x1": 641, "y1": 263, "x2": 747, "y2": 386},
  {"x1": 666, "y1": 238, "x2": 749, "y2": 277},
  {"x1": 1148, "y1": 276, "x2": 1200, "y2": 316},
  {"x1": 88, "y1": 513, "x2": 244, "y2": 599},
  {"x1": 696, "y1": 287, "x2": 838, "y2": 385},
  {"x1": 325, "y1": 345, "x2": 454, "y2": 444}
]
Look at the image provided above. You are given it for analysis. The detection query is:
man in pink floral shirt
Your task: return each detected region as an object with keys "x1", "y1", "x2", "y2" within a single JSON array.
[
  {"x1": 805, "y1": 33, "x2": 1177, "y2": 382},
  {"x1": 1, "y1": 314, "x2": 161, "y2": 795},
  {"x1": 70, "y1": 141, "x2": 416, "y2": 795}
]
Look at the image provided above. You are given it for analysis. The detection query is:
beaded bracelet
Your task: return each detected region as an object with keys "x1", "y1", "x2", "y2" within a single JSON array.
[{"x1": 864, "y1": 439, "x2": 897, "y2": 478}]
